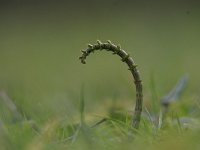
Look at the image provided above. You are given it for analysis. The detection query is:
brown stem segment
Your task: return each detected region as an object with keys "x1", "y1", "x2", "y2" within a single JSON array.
[{"x1": 79, "y1": 40, "x2": 143, "y2": 129}]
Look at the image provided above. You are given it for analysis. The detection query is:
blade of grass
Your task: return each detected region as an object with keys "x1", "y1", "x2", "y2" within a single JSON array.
[
  {"x1": 80, "y1": 84, "x2": 85, "y2": 125},
  {"x1": 149, "y1": 73, "x2": 159, "y2": 114}
]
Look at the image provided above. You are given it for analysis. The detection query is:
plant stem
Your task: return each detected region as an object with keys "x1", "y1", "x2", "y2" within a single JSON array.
[{"x1": 79, "y1": 40, "x2": 143, "y2": 129}]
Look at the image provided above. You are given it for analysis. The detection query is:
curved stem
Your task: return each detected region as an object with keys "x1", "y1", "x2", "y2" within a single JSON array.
[{"x1": 79, "y1": 40, "x2": 143, "y2": 129}]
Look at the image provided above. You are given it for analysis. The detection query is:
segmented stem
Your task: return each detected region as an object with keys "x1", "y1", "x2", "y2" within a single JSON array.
[{"x1": 79, "y1": 40, "x2": 143, "y2": 129}]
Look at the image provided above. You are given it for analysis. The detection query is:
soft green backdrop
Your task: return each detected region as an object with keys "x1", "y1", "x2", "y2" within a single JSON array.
[{"x1": 0, "y1": 0, "x2": 199, "y2": 127}]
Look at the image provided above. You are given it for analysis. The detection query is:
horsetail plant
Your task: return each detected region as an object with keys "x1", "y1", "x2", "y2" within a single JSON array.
[{"x1": 79, "y1": 40, "x2": 143, "y2": 129}]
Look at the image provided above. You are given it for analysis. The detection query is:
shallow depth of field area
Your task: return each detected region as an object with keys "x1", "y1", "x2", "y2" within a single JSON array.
[{"x1": 0, "y1": 0, "x2": 200, "y2": 150}]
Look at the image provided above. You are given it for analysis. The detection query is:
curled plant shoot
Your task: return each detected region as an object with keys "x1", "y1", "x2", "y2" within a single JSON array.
[{"x1": 79, "y1": 40, "x2": 143, "y2": 129}]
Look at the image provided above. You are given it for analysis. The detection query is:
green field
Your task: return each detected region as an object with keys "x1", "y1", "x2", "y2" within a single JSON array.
[{"x1": 0, "y1": 1, "x2": 200, "y2": 149}]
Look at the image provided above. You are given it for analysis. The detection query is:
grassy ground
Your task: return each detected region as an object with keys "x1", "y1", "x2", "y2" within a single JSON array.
[{"x1": 0, "y1": 1, "x2": 200, "y2": 149}]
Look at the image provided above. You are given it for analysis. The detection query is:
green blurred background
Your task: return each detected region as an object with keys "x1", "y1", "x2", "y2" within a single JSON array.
[{"x1": 0, "y1": 0, "x2": 200, "y2": 123}]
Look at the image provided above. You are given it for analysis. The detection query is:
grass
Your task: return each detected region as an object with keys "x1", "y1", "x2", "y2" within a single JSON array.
[
  {"x1": 0, "y1": 51, "x2": 199, "y2": 150},
  {"x1": 1, "y1": 2, "x2": 200, "y2": 149}
]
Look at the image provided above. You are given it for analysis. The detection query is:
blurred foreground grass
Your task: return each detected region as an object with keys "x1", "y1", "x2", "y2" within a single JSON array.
[{"x1": 0, "y1": 1, "x2": 200, "y2": 149}]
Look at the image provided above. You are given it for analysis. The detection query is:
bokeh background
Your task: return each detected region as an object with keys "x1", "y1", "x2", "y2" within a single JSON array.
[{"x1": 0, "y1": 0, "x2": 200, "y2": 124}]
